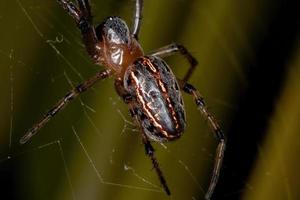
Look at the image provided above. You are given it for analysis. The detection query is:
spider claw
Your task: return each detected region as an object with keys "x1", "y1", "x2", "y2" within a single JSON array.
[
  {"x1": 19, "y1": 132, "x2": 32, "y2": 144},
  {"x1": 164, "y1": 184, "x2": 171, "y2": 195}
]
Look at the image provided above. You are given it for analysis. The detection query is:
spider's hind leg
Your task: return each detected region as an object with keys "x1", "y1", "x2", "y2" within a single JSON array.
[
  {"x1": 128, "y1": 106, "x2": 171, "y2": 195},
  {"x1": 181, "y1": 82, "x2": 226, "y2": 200},
  {"x1": 142, "y1": 133, "x2": 171, "y2": 195}
]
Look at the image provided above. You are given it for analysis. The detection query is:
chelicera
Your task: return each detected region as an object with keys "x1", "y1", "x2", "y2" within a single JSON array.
[{"x1": 20, "y1": 0, "x2": 226, "y2": 199}]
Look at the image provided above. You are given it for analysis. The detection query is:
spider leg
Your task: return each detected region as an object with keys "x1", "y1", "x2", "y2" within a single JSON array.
[
  {"x1": 56, "y1": 0, "x2": 79, "y2": 21},
  {"x1": 150, "y1": 43, "x2": 198, "y2": 83},
  {"x1": 57, "y1": 0, "x2": 98, "y2": 61},
  {"x1": 181, "y1": 82, "x2": 226, "y2": 200},
  {"x1": 128, "y1": 105, "x2": 171, "y2": 195},
  {"x1": 132, "y1": 0, "x2": 144, "y2": 40},
  {"x1": 141, "y1": 133, "x2": 171, "y2": 195},
  {"x1": 20, "y1": 69, "x2": 111, "y2": 144},
  {"x1": 76, "y1": 0, "x2": 92, "y2": 18}
]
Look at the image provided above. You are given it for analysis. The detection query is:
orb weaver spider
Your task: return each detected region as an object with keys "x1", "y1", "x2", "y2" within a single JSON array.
[{"x1": 20, "y1": 0, "x2": 226, "y2": 199}]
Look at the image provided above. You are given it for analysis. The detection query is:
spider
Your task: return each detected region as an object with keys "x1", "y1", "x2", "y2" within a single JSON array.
[{"x1": 20, "y1": 0, "x2": 226, "y2": 199}]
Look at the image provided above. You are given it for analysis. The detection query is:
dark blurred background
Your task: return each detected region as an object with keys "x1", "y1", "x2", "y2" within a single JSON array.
[{"x1": 0, "y1": 0, "x2": 299, "y2": 200}]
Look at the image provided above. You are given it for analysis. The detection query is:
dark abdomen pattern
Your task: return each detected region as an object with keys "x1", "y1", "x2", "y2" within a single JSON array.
[{"x1": 124, "y1": 56, "x2": 186, "y2": 142}]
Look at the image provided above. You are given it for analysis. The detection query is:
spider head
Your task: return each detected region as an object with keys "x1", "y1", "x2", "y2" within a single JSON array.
[
  {"x1": 96, "y1": 17, "x2": 143, "y2": 73},
  {"x1": 96, "y1": 16, "x2": 131, "y2": 45}
]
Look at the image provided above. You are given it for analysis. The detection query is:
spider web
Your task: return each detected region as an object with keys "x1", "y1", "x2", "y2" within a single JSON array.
[{"x1": 0, "y1": 0, "x2": 236, "y2": 200}]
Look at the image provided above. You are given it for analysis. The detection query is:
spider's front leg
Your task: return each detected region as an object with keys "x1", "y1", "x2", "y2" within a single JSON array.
[
  {"x1": 57, "y1": 0, "x2": 98, "y2": 61},
  {"x1": 182, "y1": 82, "x2": 226, "y2": 200},
  {"x1": 20, "y1": 69, "x2": 111, "y2": 144}
]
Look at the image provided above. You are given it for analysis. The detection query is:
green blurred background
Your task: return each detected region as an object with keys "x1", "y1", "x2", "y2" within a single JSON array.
[{"x1": 0, "y1": 0, "x2": 299, "y2": 199}]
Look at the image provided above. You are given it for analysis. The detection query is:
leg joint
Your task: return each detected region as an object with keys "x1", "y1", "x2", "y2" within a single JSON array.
[
  {"x1": 195, "y1": 97, "x2": 205, "y2": 107},
  {"x1": 78, "y1": 18, "x2": 91, "y2": 33},
  {"x1": 215, "y1": 128, "x2": 225, "y2": 140},
  {"x1": 176, "y1": 44, "x2": 187, "y2": 54},
  {"x1": 75, "y1": 83, "x2": 86, "y2": 93},
  {"x1": 144, "y1": 142, "x2": 154, "y2": 156},
  {"x1": 123, "y1": 94, "x2": 133, "y2": 104},
  {"x1": 183, "y1": 83, "x2": 196, "y2": 94}
]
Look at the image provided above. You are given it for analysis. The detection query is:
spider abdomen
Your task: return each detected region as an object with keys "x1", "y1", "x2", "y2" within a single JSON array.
[{"x1": 124, "y1": 56, "x2": 186, "y2": 142}]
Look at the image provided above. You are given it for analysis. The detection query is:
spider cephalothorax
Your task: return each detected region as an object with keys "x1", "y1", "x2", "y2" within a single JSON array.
[{"x1": 95, "y1": 16, "x2": 143, "y2": 73}]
